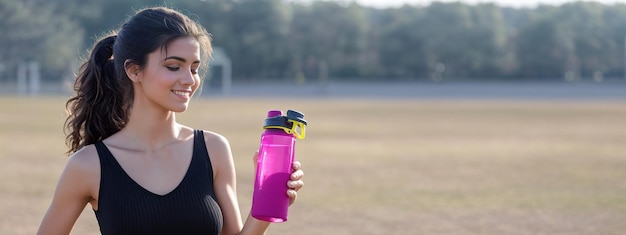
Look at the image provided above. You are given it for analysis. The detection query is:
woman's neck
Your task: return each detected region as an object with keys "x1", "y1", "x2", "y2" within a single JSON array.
[{"x1": 116, "y1": 103, "x2": 182, "y2": 152}]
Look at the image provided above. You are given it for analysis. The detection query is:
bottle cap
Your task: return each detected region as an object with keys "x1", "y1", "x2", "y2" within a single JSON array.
[
  {"x1": 263, "y1": 109, "x2": 307, "y2": 139},
  {"x1": 267, "y1": 110, "x2": 283, "y2": 118},
  {"x1": 286, "y1": 110, "x2": 307, "y2": 125},
  {"x1": 263, "y1": 116, "x2": 289, "y2": 129}
]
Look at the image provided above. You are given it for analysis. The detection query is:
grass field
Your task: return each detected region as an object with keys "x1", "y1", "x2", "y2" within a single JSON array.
[{"x1": 1, "y1": 96, "x2": 625, "y2": 235}]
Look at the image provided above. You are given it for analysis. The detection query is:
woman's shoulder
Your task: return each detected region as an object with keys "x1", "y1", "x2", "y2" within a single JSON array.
[
  {"x1": 58, "y1": 144, "x2": 100, "y2": 195},
  {"x1": 175, "y1": 124, "x2": 227, "y2": 144},
  {"x1": 198, "y1": 129, "x2": 230, "y2": 145},
  {"x1": 65, "y1": 144, "x2": 100, "y2": 172},
  {"x1": 193, "y1": 129, "x2": 233, "y2": 165}
]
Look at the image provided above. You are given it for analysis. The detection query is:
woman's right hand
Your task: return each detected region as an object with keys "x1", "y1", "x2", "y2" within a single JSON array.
[{"x1": 287, "y1": 161, "x2": 304, "y2": 205}]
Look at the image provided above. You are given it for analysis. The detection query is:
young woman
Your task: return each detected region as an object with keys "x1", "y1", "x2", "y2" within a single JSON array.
[{"x1": 37, "y1": 7, "x2": 303, "y2": 235}]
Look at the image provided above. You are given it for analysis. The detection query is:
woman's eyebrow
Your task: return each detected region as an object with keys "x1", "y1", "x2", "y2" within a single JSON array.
[{"x1": 164, "y1": 56, "x2": 201, "y2": 64}]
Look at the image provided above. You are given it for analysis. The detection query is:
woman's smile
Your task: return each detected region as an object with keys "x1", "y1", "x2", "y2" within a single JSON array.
[{"x1": 172, "y1": 89, "x2": 192, "y2": 99}]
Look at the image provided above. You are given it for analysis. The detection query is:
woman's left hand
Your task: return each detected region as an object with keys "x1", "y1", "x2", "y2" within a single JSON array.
[{"x1": 287, "y1": 161, "x2": 304, "y2": 205}]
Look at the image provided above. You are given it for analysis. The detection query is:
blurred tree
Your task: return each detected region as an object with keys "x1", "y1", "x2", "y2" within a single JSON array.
[
  {"x1": 221, "y1": 0, "x2": 292, "y2": 79},
  {"x1": 4, "y1": 0, "x2": 626, "y2": 82},
  {"x1": 516, "y1": 8, "x2": 575, "y2": 79},
  {"x1": 602, "y1": 4, "x2": 626, "y2": 77},
  {"x1": 559, "y1": 2, "x2": 614, "y2": 79},
  {"x1": 0, "y1": 0, "x2": 83, "y2": 82},
  {"x1": 376, "y1": 3, "x2": 511, "y2": 80},
  {"x1": 288, "y1": 1, "x2": 370, "y2": 80},
  {"x1": 419, "y1": 3, "x2": 511, "y2": 79},
  {"x1": 468, "y1": 4, "x2": 514, "y2": 78},
  {"x1": 420, "y1": 2, "x2": 477, "y2": 78},
  {"x1": 375, "y1": 5, "x2": 428, "y2": 78}
]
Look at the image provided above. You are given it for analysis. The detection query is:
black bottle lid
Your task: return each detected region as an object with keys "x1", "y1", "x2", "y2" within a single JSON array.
[
  {"x1": 263, "y1": 110, "x2": 307, "y2": 129},
  {"x1": 286, "y1": 110, "x2": 307, "y2": 125}
]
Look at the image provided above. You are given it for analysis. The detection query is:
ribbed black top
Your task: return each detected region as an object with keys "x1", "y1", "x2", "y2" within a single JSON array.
[{"x1": 94, "y1": 130, "x2": 223, "y2": 235}]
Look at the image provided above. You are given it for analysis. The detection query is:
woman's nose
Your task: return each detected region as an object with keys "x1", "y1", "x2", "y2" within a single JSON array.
[{"x1": 180, "y1": 69, "x2": 196, "y2": 86}]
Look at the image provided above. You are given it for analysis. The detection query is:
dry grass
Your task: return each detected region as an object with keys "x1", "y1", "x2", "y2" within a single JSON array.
[{"x1": 1, "y1": 96, "x2": 625, "y2": 234}]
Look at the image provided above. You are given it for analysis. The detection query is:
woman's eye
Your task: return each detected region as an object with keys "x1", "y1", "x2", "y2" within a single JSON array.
[
  {"x1": 167, "y1": 66, "x2": 180, "y2": 71},
  {"x1": 191, "y1": 69, "x2": 199, "y2": 74}
]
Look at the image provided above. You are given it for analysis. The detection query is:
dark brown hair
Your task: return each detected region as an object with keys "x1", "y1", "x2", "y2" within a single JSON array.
[{"x1": 64, "y1": 7, "x2": 212, "y2": 154}]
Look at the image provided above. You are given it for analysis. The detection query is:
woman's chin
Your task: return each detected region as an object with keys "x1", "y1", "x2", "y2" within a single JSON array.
[{"x1": 170, "y1": 104, "x2": 190, "y2": 113}]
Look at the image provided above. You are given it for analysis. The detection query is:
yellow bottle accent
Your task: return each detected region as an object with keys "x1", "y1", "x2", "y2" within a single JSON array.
[
  {"x1": 288, "y1": 120, "x2": 306, "y2": 139},
  {"x1": 263, "y1": 120, "x2": 306, "y2": 139},
  {"x1": 263, "y1": 125, "x2": 291, "y2": 134}
]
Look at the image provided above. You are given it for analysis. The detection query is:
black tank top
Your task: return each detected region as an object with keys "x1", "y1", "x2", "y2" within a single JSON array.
[{"x1": 94, "y1": 130, "x2": 223, "y2": 235}]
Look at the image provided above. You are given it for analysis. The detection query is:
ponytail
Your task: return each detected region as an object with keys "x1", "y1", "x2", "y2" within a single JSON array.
[{"x1": 64, "y1": 34, "x2": 131, "y2": 154}]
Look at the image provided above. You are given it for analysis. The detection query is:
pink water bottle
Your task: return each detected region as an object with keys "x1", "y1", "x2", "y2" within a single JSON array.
[{"x1": 251, "y1": 109, "x2": 307, "y2": 223}]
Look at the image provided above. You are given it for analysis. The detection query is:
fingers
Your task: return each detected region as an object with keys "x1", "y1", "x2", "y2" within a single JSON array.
[
  {"x1": 290, "y1": 169, "x2": 303, "y2": 180},
  {"x1": 292, "y1": 161, "x2": 301, "y2": 171},
  {"x1": 252, "y1": 151, "x2": 259, "y2": 162},
  {"x1": 287, "y1": 189, "x2": 297, "y2": 205},
  {"x1": 288, "y1": 179, "x2": 303, "y2": 191},
  {"x1": 287, "y1": 177, "x2": 300, "y2": 204},
  {"x1": 288, "y1": 161, "x2": 303, "y2": 205},
  {"x1": 288, "y1": 166, "x2": 304, "y2": 191},
  {"x1": 252, "y1": 151, "x2": 259, "y2": 169},
  {"x1": 291, "y1": 161, "x2": 303, "y2": 180}
]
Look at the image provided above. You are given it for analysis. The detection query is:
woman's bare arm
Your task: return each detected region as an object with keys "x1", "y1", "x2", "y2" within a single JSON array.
[{"x1": 37, "y1": 146, "x2": 99, "y2": 235}]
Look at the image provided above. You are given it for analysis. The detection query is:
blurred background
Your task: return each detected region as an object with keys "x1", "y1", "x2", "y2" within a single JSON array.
[
  {"x1": 1, "y1": 0, "x2": 626, "y2": 97},
  {"x1": 1, "y1": 0, "x2": 626, "y2": 234}
]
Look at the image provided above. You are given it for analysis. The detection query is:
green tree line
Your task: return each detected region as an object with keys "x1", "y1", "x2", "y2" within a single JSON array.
[{"x1": 2, "y1": 0, "x2": 626, "y2": 82}]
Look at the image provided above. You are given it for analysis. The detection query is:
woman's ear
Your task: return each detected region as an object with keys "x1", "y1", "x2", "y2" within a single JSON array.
[{"x1": 124, "y1": 59, "x2": 141, "y2": 83}]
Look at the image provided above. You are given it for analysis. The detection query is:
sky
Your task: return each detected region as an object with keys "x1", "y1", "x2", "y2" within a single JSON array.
[{"x1": 349, "y1": 0, "x2": 626, "y2": 8}]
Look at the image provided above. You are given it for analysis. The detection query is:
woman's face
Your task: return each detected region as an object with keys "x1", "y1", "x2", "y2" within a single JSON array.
[{"x1": 135, "y1": 36, "x2": 202, "y2": 113}]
